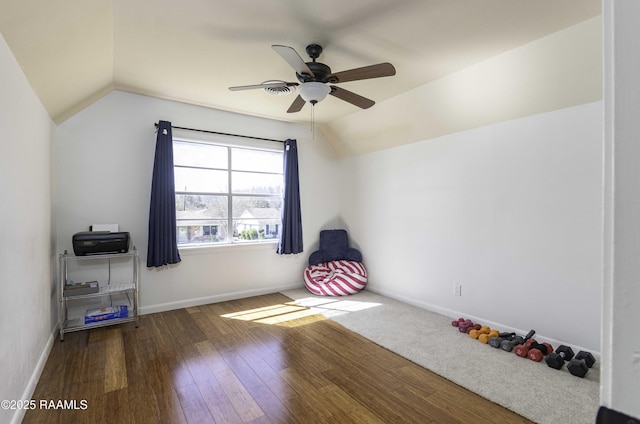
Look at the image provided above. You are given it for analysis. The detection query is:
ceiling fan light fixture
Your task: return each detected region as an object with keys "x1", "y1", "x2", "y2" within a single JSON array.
[{"x1": 299, "y1": 82, "x2": 330, "y2": 104}]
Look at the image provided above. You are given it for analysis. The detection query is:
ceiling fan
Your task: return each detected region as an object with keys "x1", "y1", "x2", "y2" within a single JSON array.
[{"x1": 229, "y1": 44, "x2": 396, "y2": 113}]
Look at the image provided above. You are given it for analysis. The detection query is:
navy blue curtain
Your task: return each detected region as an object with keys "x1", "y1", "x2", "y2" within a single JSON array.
[
  {"x1": 278, "y1": 139, "x2": 303, "y2": 254},
  {"x1": 147, "y1": 120, "x2": 181, "y2": 267}
]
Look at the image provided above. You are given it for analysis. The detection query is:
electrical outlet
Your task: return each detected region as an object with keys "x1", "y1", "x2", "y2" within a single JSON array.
[{"x1": 454, "y1": 283, "x2": 462, "y2": 296}]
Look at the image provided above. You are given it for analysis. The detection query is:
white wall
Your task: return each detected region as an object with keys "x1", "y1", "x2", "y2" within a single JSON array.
[
  {"x1": 340, "y1": 101, "x2": 603, "y2": 352},
  {"x1": 55, "y1": 91, "x2": 342, "y2": 313},
  {"x1": 602, "y1": 0, "x2": 640, "y2": 418},
  {"x1": 0, "y1": 35, "x2": 56, "y2": 424}
]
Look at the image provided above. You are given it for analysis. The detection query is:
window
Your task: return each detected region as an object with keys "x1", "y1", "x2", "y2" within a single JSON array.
[{"x1": 173, "y1": 139, "x2": 283, "y2": 247}]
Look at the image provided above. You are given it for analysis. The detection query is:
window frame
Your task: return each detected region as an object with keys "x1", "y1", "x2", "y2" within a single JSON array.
[{"x1": 173, "y1": 134, "x2": 284, "y2": 249}]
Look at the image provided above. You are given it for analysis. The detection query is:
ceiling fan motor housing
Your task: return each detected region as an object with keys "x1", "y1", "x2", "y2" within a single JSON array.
[
  {"x1": 295, "y1": 44, "x2": 338, "y2": 83},
  {"x1": 306, "y1": 43, "x2": 323, "y2": 60},
  {"x1": 297, "y1": 61, "x2": 334, "y2": 83}
]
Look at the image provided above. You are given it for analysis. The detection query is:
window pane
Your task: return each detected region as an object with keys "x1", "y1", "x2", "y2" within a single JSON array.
[
  {"x1": 173, "y1": 139, "x2": 284, "y2": 247},
  {"x1": 232, "y1": 171, "x2": 283, "y2": 194},
  {"x1": 177, "y1": 220, "x2": 228, "y2": 245},
  {"x1": 175, "y1": 195, "x2": 228, "y2": 219},
  {"x1": 175, "y1": 167, "x2": 228, "y2": 193},
  {"x1": 233, "y1": 219, "x2": 281, "y2": 242},
  {"x1": 174, "y1": 141, "x2": 227, "y2": 169},
  {"x1": 232, "y1": 148, "x2": 283, "y2": 173},
  {"x1": 232, "y1": 196, "x2": 282, "y2": 218}
]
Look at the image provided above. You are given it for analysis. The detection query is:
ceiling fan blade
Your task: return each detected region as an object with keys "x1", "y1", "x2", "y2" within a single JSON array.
[
  {"x1": 329, "y1": 62, "x2": 396, "y2": 83},
  {"x1": 329, "y1": 86, "x2": 375, "y2": 109},
  {"x1": 229, "y1": 81, "x2": 297, "y2": 91},
  {"x1": 287, "y1": 95, "x2": 306, "y2": 113},
  {"x1": 272, "y1": 45, "x2": 315, "y2": 77}
]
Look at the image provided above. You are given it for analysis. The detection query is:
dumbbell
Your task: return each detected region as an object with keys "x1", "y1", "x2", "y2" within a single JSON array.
[
  {"x1": 469, "y1": 326, "x2": 490, "y2": 339},
  {"x1": 451, "y1": 318, "x2": 466, "y2": 327},
  {"x1": 453, "y1": 319, "x2": 480, "y2": 333},
  {"x1": 478, "y1": 329, "x2": 500, "y2": 344},
  {"x1": 501, "y1": 330, "x2": 535, "y2": 352},
  {"x1": 501, "y1": 335, "x2": 523, "y2": 352},
  {"x1": 527, "y1": 342, "x2": 553, "y2": 362},
  {"x1": 545, "y1": 345, "x2": 575, "y2": 370},
  {"x1": 457, "y1": 320, "x2": 478, "y2": 333},
  {"x1": 461, "y1": 322, "x2": 481, "y2": 334},
  {"x1": 489, "y1": 332, "x2": 516, "y2": 349},
  {"x1": 514, "y1": 339, "x2": 538, "y2": 358},
  {"x1": 567, "y1": 351, "x2": 596, "y2": 378},
  {"x1": 466, "y1": 324, "x2": 481, "y2": 333}
]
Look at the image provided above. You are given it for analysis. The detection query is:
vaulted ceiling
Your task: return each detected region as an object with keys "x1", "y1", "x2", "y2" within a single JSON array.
[{"x1": 0, "y1": 0, "x2": 600, "y2": 127}]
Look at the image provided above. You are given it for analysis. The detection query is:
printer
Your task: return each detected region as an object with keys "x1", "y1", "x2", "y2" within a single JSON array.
[{"x1": 72, "y1": 231, "x2": 130, "y2": 256}]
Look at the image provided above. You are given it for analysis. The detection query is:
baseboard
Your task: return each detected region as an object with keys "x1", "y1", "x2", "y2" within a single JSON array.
[
  {"x1": 11, "y1": 329, "x2": 56, "y2": 424},
  {"x1": 366, "y1": 285, "x2": 601, "y2": 361},
  {"x1": 139, "y1": 283, "x2": 304, "y2": 315}
]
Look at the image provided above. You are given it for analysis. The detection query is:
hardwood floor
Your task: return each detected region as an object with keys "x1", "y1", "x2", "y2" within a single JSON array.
[{"x1": 24, "y1": 293, "x2": 534, "y2": 423}]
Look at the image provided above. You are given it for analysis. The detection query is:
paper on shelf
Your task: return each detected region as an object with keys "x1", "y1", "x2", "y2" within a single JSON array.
[{"x1": 84, "y1": 305, "x2": 128, "y2": 324}]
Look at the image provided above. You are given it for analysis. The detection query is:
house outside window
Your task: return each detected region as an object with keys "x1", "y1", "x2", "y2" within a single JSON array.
[{"x1": 173, "y1": 138, "x2": 283, "y2": 247}]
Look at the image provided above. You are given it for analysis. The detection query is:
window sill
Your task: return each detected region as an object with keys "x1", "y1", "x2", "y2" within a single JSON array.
[{"x1": 178, "y1": 240, "x2": 279, "y2": 256}]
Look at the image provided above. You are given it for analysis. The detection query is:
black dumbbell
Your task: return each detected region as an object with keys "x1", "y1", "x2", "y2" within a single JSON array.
[
  {"x1": 501, "y1": 329, "x2": 535, "y2": 352},
  {"x1": 567, "y1": 351, "x2": 596, "y2": 378},
  {"x1": 500, "y1": 335, "x2": 523, "y2": 352},
  {"x1": 489, "y1": 332, "x2": 516, "y2": 349},
  {"x1": 545, "y1": 345, "x2": 575, "y2": 369}
]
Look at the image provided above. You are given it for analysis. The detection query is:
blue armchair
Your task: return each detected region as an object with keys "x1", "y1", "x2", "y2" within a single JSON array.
[{"x1": 308, "y1": 229, "x2": 362, "y2": 266}]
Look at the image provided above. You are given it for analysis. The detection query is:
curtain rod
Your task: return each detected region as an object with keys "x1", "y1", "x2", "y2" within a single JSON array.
[{"x1": 154, "y1": 122, "x2": 284, "y2": 143}]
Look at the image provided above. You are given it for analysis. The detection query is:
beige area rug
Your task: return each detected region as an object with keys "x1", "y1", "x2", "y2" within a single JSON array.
[{"x1": 281, "y1": 288, "x2": 599, "y2": 424}]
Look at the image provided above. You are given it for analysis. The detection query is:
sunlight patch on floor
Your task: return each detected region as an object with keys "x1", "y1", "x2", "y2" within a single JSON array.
[
  {"x1": 221, "y1": 303, "x2": 325, "y2": 327},
  {"x1": 219, "y1": 295, "x2": 381, "y2": 326},
  {"x1": 289, "y1": 297, "x2": 382, "y2": 318},
  {"x1": 221, "y1": 304, "x2": 306, "y2": 321},
  {"x1": 254, "y1": 307, "x2": 321, "y2": 325}
]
